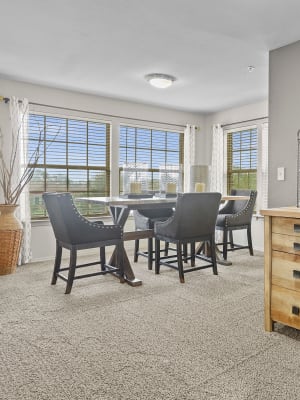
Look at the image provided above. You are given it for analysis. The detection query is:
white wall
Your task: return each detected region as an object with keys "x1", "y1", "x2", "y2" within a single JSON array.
[
  {"x1": 203, "y1": 100, "x2": 268, "y2": 252},
  {"x1": 0, "y1": 78, "x2": 204, "y2": 261}
]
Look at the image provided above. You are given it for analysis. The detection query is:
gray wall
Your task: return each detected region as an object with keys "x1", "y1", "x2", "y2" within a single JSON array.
[{"x1": 269, "y1": 40, "x2": 300, "y2": 207}]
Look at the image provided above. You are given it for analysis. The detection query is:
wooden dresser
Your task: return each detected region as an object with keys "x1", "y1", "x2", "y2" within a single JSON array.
[{"x1": 261, "y1": 207, "x2": 300, "y2": 331}]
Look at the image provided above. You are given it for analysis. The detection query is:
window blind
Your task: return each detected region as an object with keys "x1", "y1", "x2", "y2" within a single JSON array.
[
  {"x1": 119, "y1": 125, "x2": 184, "y2": 193},
  {"x1": 28, "y1": 113, "x2": 110, "y2": 218},
  {"x1": 225, "y1": 120, "x2": 269, "y2": 214},
  {"x1": 226, "y1": 127, "x2": 258, "y2": 193}
]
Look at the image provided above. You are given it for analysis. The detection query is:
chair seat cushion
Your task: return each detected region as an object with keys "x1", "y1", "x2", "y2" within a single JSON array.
[
  {"x1": 134, "y1": 209, "x2": 174, "y2": 230},
  {"x1": 137, "y1": 215, "x2": 172, "y2": 230}
]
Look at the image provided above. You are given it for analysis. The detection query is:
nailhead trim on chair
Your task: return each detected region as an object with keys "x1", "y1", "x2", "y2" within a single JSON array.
[
  {"x1": 57, "y1": 193, "x2": 122, "y2": 236},
  {"x1": 224, "y1": 191, "x2": 256, "y2": 228}
]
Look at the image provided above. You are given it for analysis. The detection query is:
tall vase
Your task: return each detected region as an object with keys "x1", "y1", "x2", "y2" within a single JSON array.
[{"x1": 0, "y1": 204, "x2": 23, "y2": 275}]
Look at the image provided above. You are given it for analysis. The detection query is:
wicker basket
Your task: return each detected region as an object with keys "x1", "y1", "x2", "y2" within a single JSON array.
[
  {"x1": 0, "y1": 205, "x2": 23, "y2": 275},
  {"x1": 0, "y1": 229, "x2": 23, "y2": 275}
]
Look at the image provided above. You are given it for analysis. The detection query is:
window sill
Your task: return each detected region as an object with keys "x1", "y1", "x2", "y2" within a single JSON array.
[{"x1": 254, "y1": 213, "x2": 264, "y2": 220}]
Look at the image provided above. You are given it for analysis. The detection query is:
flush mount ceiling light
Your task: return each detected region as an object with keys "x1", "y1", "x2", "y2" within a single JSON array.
[
  {"x1": 248, "y1": 65, "x2": 255, "y2": 72},
  {"x1": 145, "y1": 73, "x2": 176, "y2": 88}
]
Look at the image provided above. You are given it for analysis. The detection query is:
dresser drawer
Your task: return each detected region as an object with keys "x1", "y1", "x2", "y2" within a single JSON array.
[
  {"x1": 272, "y1": 233, "x2": 300, "y2": 254},
  {"x1": 272, "y1": 217, "x2": 300, "y2": 236},
  {"x1": 272, "y1": 251, "x2": 300, "y2": 291},
  {"x1": 271, "y1": 285, "x2": 300, "y2": 329}
]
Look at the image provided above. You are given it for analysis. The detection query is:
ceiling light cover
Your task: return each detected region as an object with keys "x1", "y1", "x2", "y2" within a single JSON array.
[{"x1": 145, "y1": 73, "x2": 176, "y2": 89}]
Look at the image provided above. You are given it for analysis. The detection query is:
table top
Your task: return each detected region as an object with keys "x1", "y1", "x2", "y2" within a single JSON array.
[
  {"x1": 78, "y1": 194, "x2": 249, "y2": 208},
  {"x1": 222, "y1": 195, "x2": 249, "y2": 201},
  {"x1": 78, "y1": 196, "x2": 177, "y2": 209}
]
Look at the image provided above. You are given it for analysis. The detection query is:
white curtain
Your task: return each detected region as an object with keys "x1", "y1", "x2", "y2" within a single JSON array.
[
  {"x1": 210, "y1": 124, "x2": 224, "y2": 193},
  {"x1": 9, "y1": 97, "x2": 31, "y2": 264},
  {"x1": 184, "y1": 124, "x2": 196, "y2": 192}
]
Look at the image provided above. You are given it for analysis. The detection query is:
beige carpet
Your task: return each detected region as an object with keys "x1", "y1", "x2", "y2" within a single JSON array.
[{"x1": 1, "y1": 246, "x2": 300, "y2": 400}]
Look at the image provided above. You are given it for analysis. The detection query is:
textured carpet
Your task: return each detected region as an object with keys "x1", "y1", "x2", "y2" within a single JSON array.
[{"x1": 1, "y1": 246, "x2": 300, "y2": 400}]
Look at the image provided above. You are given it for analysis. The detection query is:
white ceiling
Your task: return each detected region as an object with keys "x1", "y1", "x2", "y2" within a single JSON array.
[{"x1": 1, "y1": 0, "x2": 300, "y2": 113}]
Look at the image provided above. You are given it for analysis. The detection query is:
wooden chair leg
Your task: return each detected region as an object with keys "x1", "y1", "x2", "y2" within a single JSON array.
[
  {"x1": 210, "y1": 236, "x2": 218, "y2": 275},
  {"x1": 155, "y1": 239, "x2": 161, "y2": 274},
  {"x1": 134, "y1": 239, "x2": 139, "y2": 262},
  {"x1": 229, "y1": 230, "x2": 234, "y2": 249},
  {"x1": 177, "y1": 242, "x2": 185, "y2": 283},
  {"x1": 191, "y1": 242, "x2": 195, "y2": 267},
  {"x1": 100, "y1": 247, "x2": 106, "y2": 271},
  {"x1": 164, "y1": 241, "x2": 169, "y2": 256},
  {"x1": 223, "y1": 228, "x2": 228, "y2": 260},
  {"x1": 65, "y1": 248, "x2": 77, "y2": 294},
  {"x1": 51, "y1": 241, "x2": 62, "y2": 285},
  {"x1": 247, "y1": 225, "x2": 254, "y2": 256},
  {"x1": 183, "y1": 243, "x2": 188, "y2": 263},
  {"x1": 148, "y1": 238, "x2": 153, "y2": 270}
]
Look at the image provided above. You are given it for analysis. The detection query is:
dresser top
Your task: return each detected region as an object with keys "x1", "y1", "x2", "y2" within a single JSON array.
[{"x1": 260, "y1": 206, "x2": 300, "y2": 218}]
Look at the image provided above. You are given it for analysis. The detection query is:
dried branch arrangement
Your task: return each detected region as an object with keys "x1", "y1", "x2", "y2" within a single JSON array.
[
  {"x1": 0, "y1": 130, "x2": 42, "y2": 205},
  {"x1": 0, "y1": 106, "x2": 59, "y2": 205}
]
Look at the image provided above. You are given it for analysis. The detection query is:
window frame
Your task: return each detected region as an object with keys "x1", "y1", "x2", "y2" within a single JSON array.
[
  {"x1": 223, "y1": 119, "x2": 268, "y2": 215},
  {"x1": 118, "y1": 123, "x2": 184, "y2": 194},
  {"x1": 28, "y1": 111, "x2": 111, "y2": 219},
  {"x1": 225, "y1": 124, "x2": 258, "y2": 194}
]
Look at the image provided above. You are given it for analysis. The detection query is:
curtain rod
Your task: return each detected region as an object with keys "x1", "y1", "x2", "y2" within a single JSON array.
[
  {"x1": 1, "y1": 96, "x2": 187, "y2": 129},
  {"x1": 221, "y1": 116, "x2": 268, "y2": 128}
]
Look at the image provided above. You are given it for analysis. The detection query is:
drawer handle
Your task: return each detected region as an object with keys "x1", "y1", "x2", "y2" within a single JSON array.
[
  {"x1": 292, "y1": 306, "x2": 300, "y2": 316},
  {"x1": 293, "y1": 270, "x2": 300, "y2": 279},
  {"x1": 294, "y1": 224, "x2": 300, "y2": 233},
  {"x1": 293, "y1": 242, "x2": 300, "y2": 251}
]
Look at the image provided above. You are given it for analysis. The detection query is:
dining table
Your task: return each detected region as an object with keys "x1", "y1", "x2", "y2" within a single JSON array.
[
  {"x1": 78, "y1": 196, "x2": 177, "y2": 286},
  {"x1": 78, "y1": 194, "x2": 249, "y2": 286}
]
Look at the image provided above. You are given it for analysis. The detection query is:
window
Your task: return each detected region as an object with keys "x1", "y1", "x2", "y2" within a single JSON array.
[
  {"x1": 225, "y1": 121, "x2": 268, "y2": 212},
  {"x1": 119, "y1": 125, "x2": 184, "y2": 193},
  {"x1": 28, "y1": 113, "x2": 110, "y2": 219},
  {"x1": 226, "y1": 127, "x2": 258, "y2": 193}
]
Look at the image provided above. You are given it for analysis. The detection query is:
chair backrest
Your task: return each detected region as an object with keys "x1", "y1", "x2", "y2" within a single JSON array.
[
  {"x1": 230, "y1": 189, "x2": 257, "y2": 217},
  {"x1": 43, "y1": 192, "x2": 71, "y2": 243},
  {"x1": 136, "y1": 208, "x2": 174, "y2": 220},
  {"x1": 127, "y1": 194, "x2": 174, "y2": 220},
  {"x1": 158, "y1": 192, "x2": 221, "y2": 239},
  {"x1": 42, "y1": 192, "x2": 97, "y2": 244}
]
